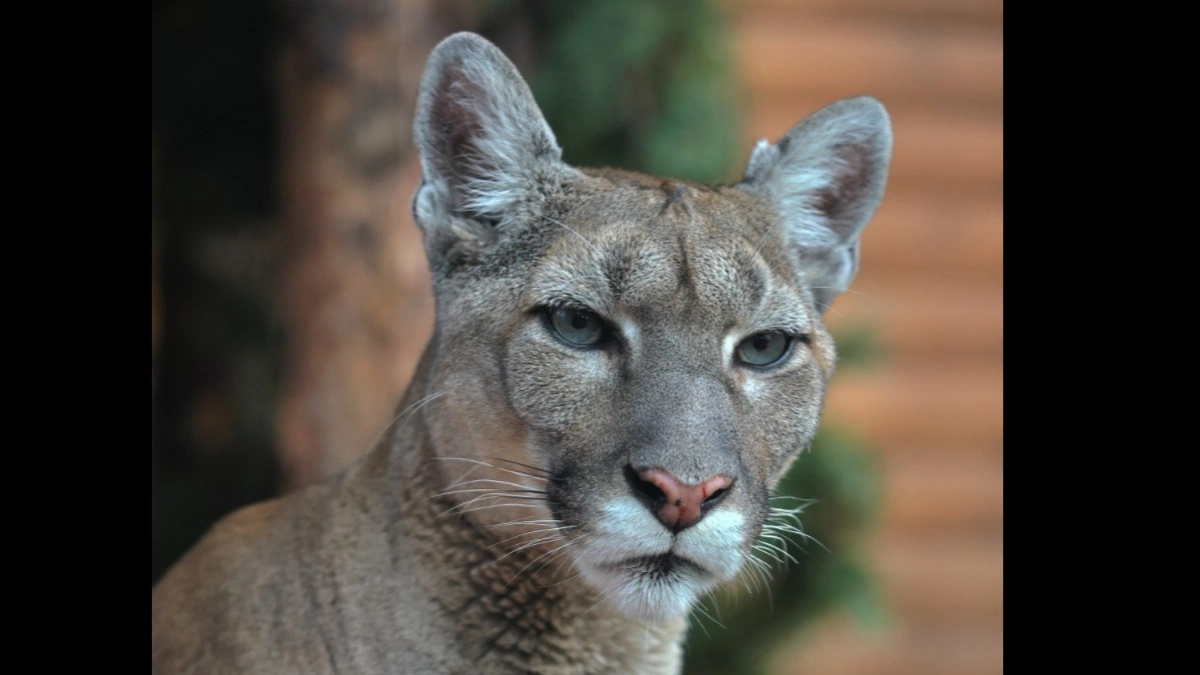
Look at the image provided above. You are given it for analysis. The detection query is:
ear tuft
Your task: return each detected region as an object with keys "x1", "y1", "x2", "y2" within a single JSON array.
[{"x1": 741, "y1": 96, "x2": 892, "y2": 311}]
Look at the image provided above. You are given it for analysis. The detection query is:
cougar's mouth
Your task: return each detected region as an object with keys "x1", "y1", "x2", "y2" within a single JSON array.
[
  {"x1": 554, "y1": 492, "x2": 748, "y2": 621},
  {"x1": 608, "y1": 553, "x2": 705, "y2": 580},
  {"x1": 581, "y1": 547, "x2": 716, "y2": 622}
]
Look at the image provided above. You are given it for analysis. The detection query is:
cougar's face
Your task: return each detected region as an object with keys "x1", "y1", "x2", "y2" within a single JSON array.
[
  {"x1": 424, "y1": 175, "x2": 836, "y2": 621},
  {"x1": 412, "y1": 32, "x2": 888, "y2": 623}
]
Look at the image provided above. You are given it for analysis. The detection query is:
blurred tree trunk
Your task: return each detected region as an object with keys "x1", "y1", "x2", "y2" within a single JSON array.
[{"x1": 274, "y1": 0, "x2": 483, "y2": 490}]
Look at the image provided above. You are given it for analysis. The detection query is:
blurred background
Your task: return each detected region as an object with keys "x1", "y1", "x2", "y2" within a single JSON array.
[{"x1": 152, "y1": 1, "x2": 1001, "y2": 673}]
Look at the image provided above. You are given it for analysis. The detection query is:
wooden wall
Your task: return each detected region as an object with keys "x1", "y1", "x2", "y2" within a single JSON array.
[{"x1": 721, "y1": 2, "x2": 1003, "y2": 674}]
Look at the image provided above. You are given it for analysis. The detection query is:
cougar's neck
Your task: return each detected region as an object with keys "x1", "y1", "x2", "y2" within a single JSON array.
[{"x1": 354, "y1": 343, "x2": 687, "y2": 673}]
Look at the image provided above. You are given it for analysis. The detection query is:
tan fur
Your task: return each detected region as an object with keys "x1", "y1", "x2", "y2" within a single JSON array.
[{"x1": 152, "y1": 33, "x2": 891, "y2": 674}]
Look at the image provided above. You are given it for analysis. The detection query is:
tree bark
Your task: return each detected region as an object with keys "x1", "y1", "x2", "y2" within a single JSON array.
[{"x1": 274, "y1": 0, "x2": 481, "y2": 490}]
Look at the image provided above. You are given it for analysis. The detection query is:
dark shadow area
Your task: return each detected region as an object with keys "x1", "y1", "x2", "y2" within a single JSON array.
[{"x1": 152, "y1": 0, "x2": 282, "y2": 584}]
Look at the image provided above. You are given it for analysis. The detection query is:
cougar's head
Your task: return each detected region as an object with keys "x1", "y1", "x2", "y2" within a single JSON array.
[{"x1": 410, "y1": 33, "x2": 891, "y2": 621}]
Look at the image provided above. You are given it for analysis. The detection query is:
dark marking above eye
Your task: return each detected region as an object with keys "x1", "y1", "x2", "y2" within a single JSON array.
[
  {"x1": 675, "y1": 229, "x2": 692, "y2": 292},
  {"x1": 603, "y1": 243, "x2": 636, "y2": 301}
]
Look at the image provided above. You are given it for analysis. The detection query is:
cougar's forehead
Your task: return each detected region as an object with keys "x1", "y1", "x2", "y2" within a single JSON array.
[{"x1": 523, "y1": 176, "x2": 815, "y2": 331}]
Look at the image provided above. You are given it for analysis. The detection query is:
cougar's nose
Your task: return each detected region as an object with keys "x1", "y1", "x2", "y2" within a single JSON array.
[{"x1": 626, "y1": 466, "x2": 733, "y2": 532}]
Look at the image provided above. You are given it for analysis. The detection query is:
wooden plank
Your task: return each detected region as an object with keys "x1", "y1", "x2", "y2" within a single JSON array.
[
  {"x1": 827, "y1": 275, "x2": 1003, "y2": 361},
  {"x1": 767, "y1": 620, "x2": 907, "y2": 675},
  {"x1": 731, "y1": 14, "x2": 1003, "y2": 108},
  {"x1": 768, "y1": 617, "x2": 1003, "y2": 675},
  {"x1": 822, "y1": 362, "x2": 1003, "y2": 446},
  {"x1": 727, "y1": 0, "x2": 1004, "y2": 27},
  {"x1": 879, "y1": 454, "x2": 1003, "y2": 532},
  {"x1": 859, "y1": 188, "x2": 1003, "y2": 277},
  {"x1": 872, "y1": 532, "x2": 1004, "y2": 622},
  {"x1": 869, "y1": 441, "x2": 1003, "y2": 462},
  {"x1": 899, "y1": 623, "x2": 1004, "y2": 675}
]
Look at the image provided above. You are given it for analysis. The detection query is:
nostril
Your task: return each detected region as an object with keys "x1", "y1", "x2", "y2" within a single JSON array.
[
  {"x1": 701, "y1": 483, "x2": 732, "y2": 512},
  {"x1": 703, "y1": 487, "x2": 728, "y2": 505},
  {"x1": 625, "y1": 464, "x2": 666, "y2": 509}
]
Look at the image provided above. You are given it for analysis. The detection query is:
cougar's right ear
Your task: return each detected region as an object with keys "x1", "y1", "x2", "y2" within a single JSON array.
[
  {"x1": 740, "y1": 97, "x2": 892, "y2": 313},
  {"x1": 412, "y1": 32, "x2": 568, "y2": 264}
]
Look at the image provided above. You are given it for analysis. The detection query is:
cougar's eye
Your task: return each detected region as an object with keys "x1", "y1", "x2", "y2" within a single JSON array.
[
  {"x1": 545, "y1": 306, "x2": 606, "y2": 346},
  {"x1": 735, "y1": 331, "x2": 793, "y2": 367}
]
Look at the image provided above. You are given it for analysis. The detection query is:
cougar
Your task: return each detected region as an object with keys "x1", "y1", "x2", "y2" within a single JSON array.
[{"x1": 151, "y1": 31, "x2": 892, "y2": 674}]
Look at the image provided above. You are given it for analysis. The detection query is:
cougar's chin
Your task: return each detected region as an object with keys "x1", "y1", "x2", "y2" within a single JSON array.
[
  {"x1": 577, "y1": 555, "x2": 714, "y2": 621},
  {"x1": 571, "y1": 501, "x2": 748, "y2": 621}
]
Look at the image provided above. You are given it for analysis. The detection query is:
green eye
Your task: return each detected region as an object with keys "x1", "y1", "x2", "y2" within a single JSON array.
[
  {"x1": 546, "y1": 306, "x2": 606, "y2": 346},
  {"x1": 735, "y1": 331, "x2": 793, "y2": 367}
]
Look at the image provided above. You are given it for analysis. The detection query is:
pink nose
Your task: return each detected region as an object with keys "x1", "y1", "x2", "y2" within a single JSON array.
[{"x1": 630, "y1": 467, "x2": 733, "y2": 532}]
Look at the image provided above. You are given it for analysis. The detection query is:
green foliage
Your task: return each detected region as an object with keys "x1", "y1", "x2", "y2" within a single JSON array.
[
  {"x1": 831, "y1": 322, "x2": 886, "y2": 371},
  {"x1": 518, "y1": 0, "x2": 740, "y2": 183}
]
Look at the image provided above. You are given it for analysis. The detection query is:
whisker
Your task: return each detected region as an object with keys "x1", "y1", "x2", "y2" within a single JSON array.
[
  {"x1": 486, "y1": 534, "x2": 564, "y2": 567},
  {"x1": 762, "y1": 518, "x2": 804, "y2": 534},
  {"x1": 434, "y1": 487, "x2": 546, "y2": 499},
  {"x1": 751, "y1": 214, "x2": 781, "y2": 258},
  {"x1": 742, "y1": 552, "x2": 775, "y2": 613},
  {"x1": 759, "y1": 535, "x2": 800, "y2": 563},
  {"x1": 437, "y1": 494, "x2": 504, "y2": 518},
  {"x1": 757, "y1": 532, "x2": 793, "y2": 547},
  {"x1": 752, "y1": 545, "x2": 787, "y2": 567},
  {"x1": 483, "y1": 456, "x2": 553, "y2": 478},
  {"x1": 448, "y1": 492, "x2": 548, "y2": 509},
  {"x1": 539, "y1": 565, "x2": 585, "y2": 589},
  {"x1": 485, "y1": 518, "x2": 563, "y2": 529},
  {"x1": 493, "y1": 524, "x2": 577, "y2": 548},
  {"x1": 767, "y1": 505, "x2": 811, "y2": 521},
  {"x1": 440, "y1": 477, "x2": 546, "y2": 492},
  {"x1": 437, "y1": 490, "x2": 549, "y2": 518},
  {"x1": 690, "y1": 596, "x2": 724, "y2": 634},
  {"x1": 707, "y1": 593, "x2": 725, "y2": 623},
  {"x1": 763, "y1": 505, "x2": 828, "y2": 553},
  {"x1": 761, "y1": 527, "x2": 818, "y2": 550},
  {"x1": 443, "y1": 502, "x2": 548, "y2": 518},
  {"x1": 528, "y1": 540, "x2": 580, "y2": 582},
  {"x1": 363, "y1": 390, "x2": 449, "y2": 454},
  {"x1": 579, "y1": 587, "x2": 615, "y2": 618},
  {"x1": 507, "y1": 538, "x2": 578, "y2": 587},
  {"x1": 435, "y1": 457, "x2": 549, "y2": 483},
  {"x1": 690, "y1": 608, "x2": 713, "y2": 640},
  {"x1": 809, "y1": 285, "x2": 873, "y2": 300},
  {"x1": 820, "y1": 302, "x2": 846, "y2": 320}
]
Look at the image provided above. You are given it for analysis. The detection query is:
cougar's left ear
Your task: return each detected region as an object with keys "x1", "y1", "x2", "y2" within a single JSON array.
[
  {"x1": 412, "y1": 32, "x2": 570, "y2": 265},
  {"x1": 741, "y1": 97, "x2": 892, "y2": 312}
]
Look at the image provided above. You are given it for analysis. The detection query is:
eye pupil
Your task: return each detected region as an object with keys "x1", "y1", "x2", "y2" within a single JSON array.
[
  {"x1": 545, "y1": 306, "x2": 606, "y2": 347},
  {"x1": 735, "y1": 331, "x2": 792, "y2": 367}
]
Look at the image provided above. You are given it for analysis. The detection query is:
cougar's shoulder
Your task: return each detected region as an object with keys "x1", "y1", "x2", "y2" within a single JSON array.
[{"x1": 151, "y1": 483, "x2": 342, "y2": 672}]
